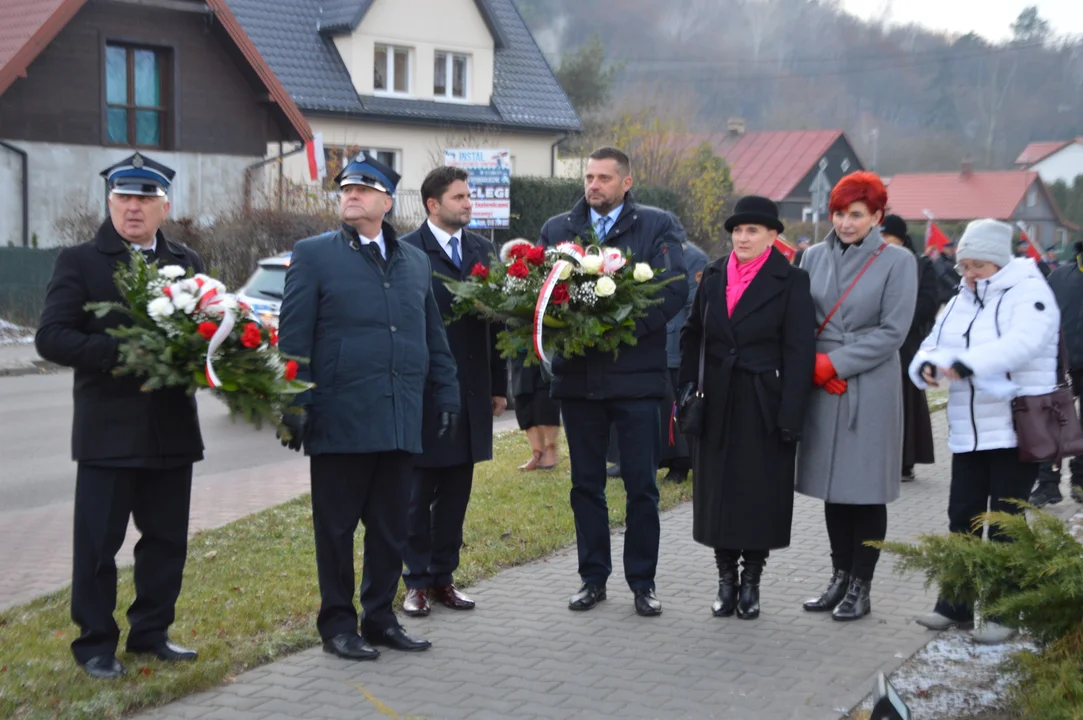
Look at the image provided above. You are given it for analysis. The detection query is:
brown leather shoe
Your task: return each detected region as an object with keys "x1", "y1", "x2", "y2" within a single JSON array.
[
  {"x1": 434, "y1": 584, "x2": 475, "y2": 610},
  {"x1": 402, "y1": 588, "x2": 431, "y2": 616}
]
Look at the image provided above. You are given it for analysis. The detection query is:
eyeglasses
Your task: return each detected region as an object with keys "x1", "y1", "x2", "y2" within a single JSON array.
[{"x1": 954, "y1": 260, "x2": 991, "y2": 275}]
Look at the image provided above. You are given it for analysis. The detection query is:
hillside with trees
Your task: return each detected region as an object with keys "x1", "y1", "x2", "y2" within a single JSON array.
[{"x1": 517, "y1": 0, "x2": 1083, "y2": 175}]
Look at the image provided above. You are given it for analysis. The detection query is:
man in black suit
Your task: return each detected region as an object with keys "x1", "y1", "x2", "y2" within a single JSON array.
[
  {"x1": 36, "y1": 153, "x2": 203, "y2": 679},
  {"x1": 399, "y1": 166, "x2": 507, "y2": 616},
  {"x1": 538, "y1": 146, "x2": 688, "y2": 616}
]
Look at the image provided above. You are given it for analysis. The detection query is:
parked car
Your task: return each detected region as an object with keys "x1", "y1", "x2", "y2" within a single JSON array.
[{"x1": 237, "y1": 252, "x2": 290, "y2": 327}]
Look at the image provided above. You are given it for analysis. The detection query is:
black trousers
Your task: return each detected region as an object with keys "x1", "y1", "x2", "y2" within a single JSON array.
[
  {"x1": 935, "y1": 448, "x2": 1037, "y2": 621},
  {"x1": 310, "y1": 452, "x2": 412, "y2": 640},
  {"x1": 715, "y1": 548, "x2": 768, "y2": 573},
  {"x1": 402, "y1": 463, "x2": 474, "y2": 590},
  {"x1": 605, "y1": 371, "x2": 691, "y2": 473},
  {"x1": 71, "y1": 463, "x2": 192, "y2": 664},
  {"x1": 824, "y1": 503, "x2": 887, "y2": 581},
  {"x1": 562, "y1": 398, "x2": 661, "y2": 592}
]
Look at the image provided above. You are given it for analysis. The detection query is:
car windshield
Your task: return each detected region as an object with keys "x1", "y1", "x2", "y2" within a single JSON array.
[{"x1": 242, "y1": 265, "x2": 286, "y2": 300}]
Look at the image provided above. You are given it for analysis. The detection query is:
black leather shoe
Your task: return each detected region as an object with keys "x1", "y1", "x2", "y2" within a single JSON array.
[
  {"x1": 127, "y1": 640, "x2": 198, "y2": 662},
  {"x1": 82, "y1": 655, "x2": 126, "y2": 679},
  {"x1": 736, "y1": 561, "x2": 763, "y2": 620},
  {"x1": 322, "y1": 633, "x2": 380, "y2": 661},
  {"x1": 803, "y1": 569, "x2": 851, "y2": 612},
  {"x1": 364, "y1": 625, "x2": 431, "y2": 652},
  {"x1": 568, "y1": 583, "x2": 606, "y2": 611},
  {"x1": 711, "y1": 558, "x2": 739, "y2": 617},
  {"x1": 633, "y1": 588, "x2": 662, "y2": 616},
  {"x1": 832, "y1": 578, "x2": 872, "y2": 621},
  {"x1": 1029, "y1": 484, "x2": 1063, "y2": 508},
  {"x1": 662, "y1": 468, "x2": 689, "y2": 484}
]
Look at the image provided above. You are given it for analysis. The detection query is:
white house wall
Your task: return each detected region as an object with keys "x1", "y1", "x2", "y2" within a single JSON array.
[
  {"x1": 0, "y1": 140, "x2": 263, "y2": 248},
  {"x1": 1031, "y1": 143, "x2": 1083, "y2": 186},
  {"x1": 333, "y1": 0, "x2": 496, "y2": 104},
  {"x1": 285, "y1": 118, "x2": 559, "y2": 190}
]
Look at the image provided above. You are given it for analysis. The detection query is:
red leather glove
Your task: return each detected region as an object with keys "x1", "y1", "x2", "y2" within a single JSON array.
[
  {"x1": 813, "y1": 353, "x2": 837, "y2": 387},
  {"x1": 824, "y1": 377, "x2": 848, "y2": 395}
]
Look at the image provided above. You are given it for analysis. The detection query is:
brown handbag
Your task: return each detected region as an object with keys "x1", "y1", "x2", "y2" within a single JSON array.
[{"x1": 1010, "y1": 337, "x2": 1083, "y2": 463}]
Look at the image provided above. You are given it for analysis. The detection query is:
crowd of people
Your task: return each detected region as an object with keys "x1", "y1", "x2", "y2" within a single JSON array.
[{"x1": 35, "y1": 143, "x2": 1083, "y2": 680}]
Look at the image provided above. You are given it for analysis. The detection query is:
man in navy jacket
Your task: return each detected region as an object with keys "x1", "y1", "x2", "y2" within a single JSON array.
[
  {"x1": 538, "y1": 146, "x2": 687, "y2": 616},
  {"x1": 278, "y1": 153, "x2": 460, "y2": 661}
]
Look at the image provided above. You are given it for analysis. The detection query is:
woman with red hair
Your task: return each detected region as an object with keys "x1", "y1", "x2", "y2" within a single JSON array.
[{"x1": 796, "y1": 171, "x2": 918, "y2": 622}]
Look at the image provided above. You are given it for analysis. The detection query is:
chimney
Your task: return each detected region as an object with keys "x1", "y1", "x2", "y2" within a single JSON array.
[
  {"x1": 727, "y1": 117, "x2": 747, "y2": 137},
  {"x1": 960, "y1": 157, "x2": 973, "y2": 177}
]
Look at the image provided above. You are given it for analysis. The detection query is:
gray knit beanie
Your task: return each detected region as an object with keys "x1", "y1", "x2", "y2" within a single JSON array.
[{"x1": 956, "y1": 219, "x2": 1013, "y2": 268}]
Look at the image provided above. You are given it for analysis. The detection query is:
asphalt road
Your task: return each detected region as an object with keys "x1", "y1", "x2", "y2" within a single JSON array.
[{"x1": 0, "y1": 371, "x2": 287, "y2": 513}]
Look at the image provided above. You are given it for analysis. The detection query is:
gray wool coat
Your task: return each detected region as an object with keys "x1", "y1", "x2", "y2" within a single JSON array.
[{"x1": 796, "y1": 228, "x2": 918, "y2": 504}]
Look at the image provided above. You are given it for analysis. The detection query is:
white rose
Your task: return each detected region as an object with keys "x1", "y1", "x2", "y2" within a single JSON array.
[
  {"x1": 147, "y1": 296, "x2": 175, "y2": 321},
  {"x1": 632, "y1": 263, "x2": 655, "y2": 282},
  {"x1": 580, "y1": 255, "x2": 604, "y2": 275},
  {"x1": 172, "y1": 291, "x2": 198, "y2": 315},
  {"x1": 158, "y1": 265, "x2": 186, "y2": 280},
  {"x1": 558, "y1": 262, "x2": 573, "y2": 280},
  {"x1": 594, "y1": 276, "x2": 617, "y2": 297}
]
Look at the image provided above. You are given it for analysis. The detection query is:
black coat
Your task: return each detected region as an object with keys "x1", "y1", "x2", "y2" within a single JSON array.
[
  {"x1": 933, "y1": 254, "x2": 961, "y2": 305},
  {"x1": 678, "y1": 249, "x2": 815, "y2": 550},
  {"x1": 1047, "y1": 261, "x2": 1083, "y2": 373},
  {"x1": 900, "y1": 252, "x2": 941, "y2": 366},
  {"x1": 35, "y1": 220, "x2": 205, "y2": 465},
  {"x1": 278, "y1": 222, "x2": 460, "y2": 456},
  {"x1": 400, "y1": 223, "x2": 507, "y2": 468},
  {"x1": 538, "y1": 196, "x2": 688, "y2": 400}
]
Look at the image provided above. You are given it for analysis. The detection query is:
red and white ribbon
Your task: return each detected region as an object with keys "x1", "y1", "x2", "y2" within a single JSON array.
[
  {"x1": 197, "y1": 287, "x2": 237, "y2": 388},
  {"x1": 532, "y1": 243, "x2": 583, "y2": 372}
]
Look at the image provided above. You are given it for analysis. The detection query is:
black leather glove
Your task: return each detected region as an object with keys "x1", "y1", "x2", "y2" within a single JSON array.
[
  {"x1": 437, "y1": 411, "x2": 459, "y2": 439},
  {"x1": 951, "y1": 361, "x2": 974, "y2": 379},
  {"x1": 676, "y1": 382, "x2": 697, "y2": 409},
  {"x1": 277, "y1": 408, "x2": 307, "y2": 451}
]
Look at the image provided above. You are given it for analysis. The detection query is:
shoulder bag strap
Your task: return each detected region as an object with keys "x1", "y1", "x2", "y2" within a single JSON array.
[
  {"x1": 697, "y1": 302, "x2": 708, "y2": 393},
  {"x1": 817, "y1": 242, "x2": 888, "y2": 337}
]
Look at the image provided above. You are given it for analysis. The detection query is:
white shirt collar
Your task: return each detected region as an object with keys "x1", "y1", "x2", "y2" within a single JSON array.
[
  {"x1": 427, "y1": 219, "x2": 463, "y2": 259},
  {"x1": 357, "y1": 229, "x2": 386, "y2": 259}
]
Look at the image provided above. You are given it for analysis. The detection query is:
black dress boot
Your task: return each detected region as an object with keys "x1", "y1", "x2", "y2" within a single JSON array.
[
  {"x1": 831, "y1": 578, "x2": 871, "y2": 621},
  {"x1": 711, "y1": 556, "x2": 739, "y2": 617},
  {"x1": 736, "y1": 558, "x2": 763, "y2": 620},
  {"x1": 802, "y1": 568, "x2": 850, "y2": 612}
]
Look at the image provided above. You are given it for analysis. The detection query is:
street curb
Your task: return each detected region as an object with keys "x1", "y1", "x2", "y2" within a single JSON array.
[{"x1": 0, "y1": 361, "x2": 66, "y2": 378}]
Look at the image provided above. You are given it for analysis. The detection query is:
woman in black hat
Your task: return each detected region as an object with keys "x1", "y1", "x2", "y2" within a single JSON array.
[
  {"x1": 677, "y1": 195, "x2": 816, "y2": 620},
  {"x1": 880, "y1": 214, "x2": 937, "y2": 480}
]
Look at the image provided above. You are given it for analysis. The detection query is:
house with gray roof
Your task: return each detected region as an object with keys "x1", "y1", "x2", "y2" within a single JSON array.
[{"x1": 225, "y1": 0, "x2": 581, "y2": 196}]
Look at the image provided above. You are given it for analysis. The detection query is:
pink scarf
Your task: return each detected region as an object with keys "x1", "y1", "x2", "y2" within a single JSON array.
[{"x1": 726, "y1": 248, "x2": 771, "y2": 317}]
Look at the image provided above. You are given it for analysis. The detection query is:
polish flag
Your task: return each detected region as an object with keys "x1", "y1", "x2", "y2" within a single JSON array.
[
  {"x1": 1016, "y1": 222, "x2": 1043, "y2": 261},
  {"x1": 773, "y1": 236, "x2": 797, "y2": 263},
  {"x1": 923, "y1": 217, "x2": 951, "y2": 257},
  {"x1": 306, "y1": 132, "x2": 326, "y2": 181}
]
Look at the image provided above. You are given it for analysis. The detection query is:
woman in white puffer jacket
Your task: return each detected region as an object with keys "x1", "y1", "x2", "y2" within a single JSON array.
[{"x1": 908, "y1": 218, "x2": 1059, "y2": 644}]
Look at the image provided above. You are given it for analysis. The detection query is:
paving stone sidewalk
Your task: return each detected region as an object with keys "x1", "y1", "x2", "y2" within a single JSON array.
[{"x1": 134, "y1": 412, "x2": 973, "y2": 720}]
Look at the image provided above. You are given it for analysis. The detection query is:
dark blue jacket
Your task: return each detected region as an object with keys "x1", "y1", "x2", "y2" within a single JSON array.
[
  {"x1": 1047, "y1": 258, "x2": 1083, "y2": 373},
  {"x1": 538, "y1": 195, "x2": 688, "y2": 400},
  {"x1": 278, "y1": 222, "x2": 460, "y2": 455},
  {"x1": 667, "y1": 240, "x2": 709, "y2": 369}
]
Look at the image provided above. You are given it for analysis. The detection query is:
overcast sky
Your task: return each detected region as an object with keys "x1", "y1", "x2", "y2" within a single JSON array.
[{"x1": 839, "y1": 0, "x2": 1083, "y2": 42}]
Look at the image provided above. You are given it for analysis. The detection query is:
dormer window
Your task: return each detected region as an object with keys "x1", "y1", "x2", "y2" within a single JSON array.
[
  {"x1": 374, "y1": 45, "x2": 411, "y2": 96},
  {"x1": 434, "y1": 51, "x2": 469, "y2": 100}
]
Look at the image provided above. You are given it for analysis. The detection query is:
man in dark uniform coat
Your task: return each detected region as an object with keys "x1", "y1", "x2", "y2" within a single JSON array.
[
  {"x1": 538, "y1": 146, "x2": 687, "y2": 616},
  {"x1": 36, "y1": 153, "x2": 203, "y2": 679},
  {"x1": 399, "y1": 166, "x2": 508, "y2": 616},
  {"x1": 277, "y1": 153, "x2": 460, "y2": 661}
]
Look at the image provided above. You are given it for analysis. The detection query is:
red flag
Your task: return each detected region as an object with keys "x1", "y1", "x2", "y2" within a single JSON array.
[
  {"x1": 1016, "y1": 222, "x2": 1042, "y2": 261},
  {"x1": 773, "y1": 236, "x2": 797, "y2": 263},
  {"x1": 924, "y1": 221, "x2": 950, "y2": 256}
]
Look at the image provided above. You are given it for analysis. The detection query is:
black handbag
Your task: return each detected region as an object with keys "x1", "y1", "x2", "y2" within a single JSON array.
[
  {"x1": 1011, "y1": 336, "x2": 1083, "y2": 463},
  {"x1": 676, "y1": 303, "x2": 708, "y2": 436}
]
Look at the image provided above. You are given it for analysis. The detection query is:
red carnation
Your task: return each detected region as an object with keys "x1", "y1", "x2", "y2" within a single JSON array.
[
  {"x1": 269, "y1": 326, "x2": 279, "y2": 346},
  {"x1": 507, "y1": 260, "x2": 530, "y2": 279},
  {"x1": 471, "y1": 263, "x2": 490, "y2": 280},
  {"x1": 507, "y1": 243, "x2": 530, "y2": 260},
  {"x1": 197, "y1": 321, "x2": 218, "y2": 340},
  {"x1": 551, "y1": 282, "x2": 570, "y2": 305},
  {"x1": 525, "y1": 246, "x2": 546, "y2": 266},
  {"x1": 284, "y1": 360, "x2": 299, "y2": 381},
  {"x1": 240, "y1": 322, "x2": 262, "y2": 349}
]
